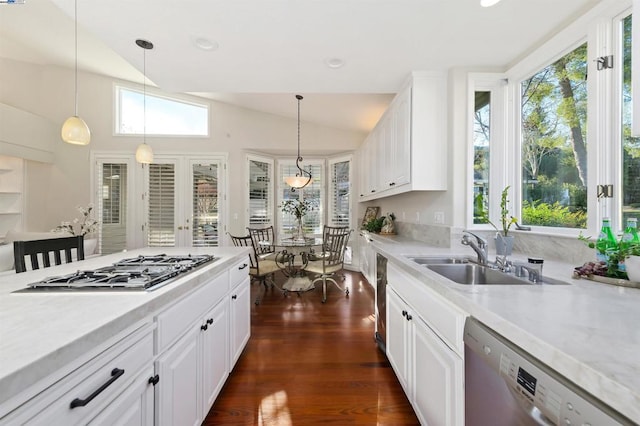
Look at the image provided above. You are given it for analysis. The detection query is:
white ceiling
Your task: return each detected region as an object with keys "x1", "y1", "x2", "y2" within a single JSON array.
[{"x1": 0, "y1": 0, "x2": 600, "y2": 133}]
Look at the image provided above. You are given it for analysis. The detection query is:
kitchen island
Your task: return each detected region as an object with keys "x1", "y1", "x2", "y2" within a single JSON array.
[
  {"x1": 0, "y1": 246, "x2": 250, "y2": 425},
  {"x1": 368, "y1": 232, "x2": 640, "y2": 424}
]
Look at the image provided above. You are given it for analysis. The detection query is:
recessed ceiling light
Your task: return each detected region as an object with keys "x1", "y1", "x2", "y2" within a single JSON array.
[
  {"x1": 480, "y1": 0, "x2": 501, "y2": 7},
  {"x1": 325, "y1": 57, "x2": 345, "y2": 69},
  {"x1": 193, "y1": 37, "x2": 219, "y2": 51}
]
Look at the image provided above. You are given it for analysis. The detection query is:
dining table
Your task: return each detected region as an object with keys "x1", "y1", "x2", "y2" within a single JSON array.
[{"x1": 260, "y1": 237, "x2": 324, "y2": 292}]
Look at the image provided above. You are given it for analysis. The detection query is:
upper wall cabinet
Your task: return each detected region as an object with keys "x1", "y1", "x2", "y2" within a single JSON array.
[{"x1": 357, "y1": 71, "x2": 447, "y2": 201}]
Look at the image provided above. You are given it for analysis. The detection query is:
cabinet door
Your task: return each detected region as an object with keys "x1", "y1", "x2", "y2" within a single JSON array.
[
  {"x1": 386, "y1": 288, "x2": 410, "y2": 396},
  {"x1": 88, "y1": 367, "x2": 154, "y2": 426},
  {"x1": 155, "y1": 328, "x2": 201, "y2": 426},
  {"x1": 201, "y1": 301, "x2": 229, "y2": 417},
  {"x1": 230, "y1": 277, "x2": 251, "y2": 368},
  {"x1": 412, "y1": 317, "x2": 464, "y2": 426},
  {"x1": 390, "y1": 86, "x2": 411, "y2": 188}
]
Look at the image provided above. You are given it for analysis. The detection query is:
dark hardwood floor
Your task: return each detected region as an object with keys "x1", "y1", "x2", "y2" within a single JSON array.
[{"x1": 204, "y1": 270, "x2": 420, "y2": 425}]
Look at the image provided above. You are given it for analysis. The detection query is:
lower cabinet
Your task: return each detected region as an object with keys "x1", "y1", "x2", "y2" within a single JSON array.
[
  {"x1": 359, "y1": 232, "x2": 376, "y2": 286},
  {"x1": 386, "y1": 266, "x2": 465, "y2": 426},
  {"x1": 230, "y1": 277, "x2": 251, "y2": 368}
]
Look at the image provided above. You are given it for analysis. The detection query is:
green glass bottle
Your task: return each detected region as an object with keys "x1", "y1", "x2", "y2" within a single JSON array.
[
  {"x1": 595, "y1": 218, "x2": 618, "y2": 264},
  {"x1": 619, "y1": 218, "x2": 640, "y2": 272}
]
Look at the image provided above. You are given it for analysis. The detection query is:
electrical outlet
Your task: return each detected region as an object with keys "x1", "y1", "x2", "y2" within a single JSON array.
[{"x1": 434, "y1": 212, "x2": 445, "y2": 224}]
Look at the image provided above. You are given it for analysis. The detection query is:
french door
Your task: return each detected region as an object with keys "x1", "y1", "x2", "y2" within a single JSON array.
[
  {"x1": 92, "y1": 153, "x2": 227, "y2": 252},
  {"x1": 144, "y1": 155, "x2": 226, "y2": 248}
]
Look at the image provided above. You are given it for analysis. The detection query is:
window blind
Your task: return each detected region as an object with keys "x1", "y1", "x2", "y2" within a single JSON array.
[
  {"x1": 148, "y1": 163, "x2": 176, "y2": 247},
  {"x1": 248, "y1": 158, "x2": 273, "y2": 226},
  {"x1": 330, "y1": 160, "x2": 350, "y2": 228},
  {"x1": 97, "y1": 163, "x2": 128, "y2": 254},
  {"x1": 278, "y1": 161, "x2": 323, "y2": 237},
  {"x1": 192, "y1": 163, "x2": 219, "y2": 247}
]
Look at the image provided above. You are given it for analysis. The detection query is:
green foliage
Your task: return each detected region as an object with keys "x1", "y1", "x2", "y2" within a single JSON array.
[
  {"x1": 522, "y1": 200, "x2": 586, "y2": 228},
  {"x1": 280, "y1": 198, "x2": 318, "y2": 219},
  {"x1": 364, "y1": 217, "x2": 385, "y2": 233},
  {"x1": 477, "y1": 186, "x2": 517, "y2": 236}
]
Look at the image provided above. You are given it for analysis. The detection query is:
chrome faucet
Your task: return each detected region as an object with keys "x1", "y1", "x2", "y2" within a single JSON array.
[
  {"x1": 461, "y1": 231, "x2": 488, "y2": 265},
  {"x1": 513, "y1": 263, "x2": 541, "y2": 283}
]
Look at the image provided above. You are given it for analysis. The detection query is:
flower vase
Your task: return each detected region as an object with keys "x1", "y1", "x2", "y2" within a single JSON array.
[
  {"x1": 495, "y1": 233, "x2": 514, "y2": 256},
  {"x1": 294, "y1": 218, "x2": 305, "y2": 241}
]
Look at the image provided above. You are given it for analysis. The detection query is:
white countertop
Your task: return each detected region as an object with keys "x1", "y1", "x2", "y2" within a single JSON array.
[
  {"x1": 367, "y1": 232, "x2": 640, "y2": 424},
  {"x1": 0, "y1": 246, "x2": 249, "y2": 413}
]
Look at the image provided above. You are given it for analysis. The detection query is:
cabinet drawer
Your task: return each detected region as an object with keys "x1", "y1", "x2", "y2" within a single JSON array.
[
  {"x1": 229, "y1": 257, "x2": 250, "y2": 288},
  {"x1": 388, "y1": 263, "x2": 466, "y2": 355},
  {"x1": 156, "y1": 271, "x2": 228, "y2": 353},
  {"x1": 5, "y1": 329, "x2": 153, "y2": 426}
]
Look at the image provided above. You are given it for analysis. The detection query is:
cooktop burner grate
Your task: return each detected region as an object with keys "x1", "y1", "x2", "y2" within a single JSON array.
[{"x1": 16, "y1": 254, "x2": 217, "y2": 292}]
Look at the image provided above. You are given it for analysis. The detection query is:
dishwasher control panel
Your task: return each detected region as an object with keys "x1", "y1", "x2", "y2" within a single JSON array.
[{"x1": 464, "y1": 318, "x2": 631, "y2": 426}]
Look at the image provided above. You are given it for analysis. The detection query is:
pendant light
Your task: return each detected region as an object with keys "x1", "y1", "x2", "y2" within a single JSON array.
[
  {"x1": 61, "y1": 0, "x2": 91, "y2": 146},
  {"x1": 284, "y1": 95, "x2": 313, "y2": 191},
  {"x1": 480, "y1": 0, "x2": 501, "y2": 7},
  {"x1": 135, "y1": 39, "x2": 154, "y2": 164}
]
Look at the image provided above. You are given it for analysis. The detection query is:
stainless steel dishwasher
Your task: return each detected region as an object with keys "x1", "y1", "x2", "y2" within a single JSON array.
[{"x1": 464, "y1": 317, "x2": 633, "y2": 425}]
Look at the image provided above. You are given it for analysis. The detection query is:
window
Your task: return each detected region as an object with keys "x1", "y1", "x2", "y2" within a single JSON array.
[
  {"x1": 328, "y1": 157, "x2": 351, "y2": 228},
  {"x1": 620, "y1": 13, "x2": 640, "y2": 227},
  {"x1": 192, "y1": 163, "x2": 219, "y2": 247},
  {"x1": 277, "y1": 160, "x2": 323, "y2": 237},
  {"x1": 115, "y1": 86, "x2": 208, "y2": 136},
  {"x1": 148, "y1": 163, "x2": 176, "y2": 246},
  {"x1": 96, "y1": 161, "x2": 130, "y2": 254},
  {"x1": 247, "y1": 155, "x2": 274, "y2": 227},
  {"x1": 473, "y1": 91, "x2": 491, "y2": 224},
  {"x1": 520, "y1": 43, "x2": 588, "y2": 229}
]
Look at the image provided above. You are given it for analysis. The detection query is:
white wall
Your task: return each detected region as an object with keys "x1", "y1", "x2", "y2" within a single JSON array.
[{"x1": 0, "y1": 57, "x2": 366, "y2": 238}]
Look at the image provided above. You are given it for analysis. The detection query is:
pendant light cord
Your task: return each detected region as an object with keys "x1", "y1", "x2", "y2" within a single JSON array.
[
  {"x1": 297, "y1": 94, "x2": 301, "y2": 162},
  {"x1": 143, "y1": 46, "x2": 146, "y2": 144},
  {"x1": 73, "y1": 0, "x2": 78, "y2": 116}
]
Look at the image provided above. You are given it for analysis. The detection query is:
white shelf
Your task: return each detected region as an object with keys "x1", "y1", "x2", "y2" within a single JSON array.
[{"x1": 0, "y1": 212, "x2": 21, "y2": 216}]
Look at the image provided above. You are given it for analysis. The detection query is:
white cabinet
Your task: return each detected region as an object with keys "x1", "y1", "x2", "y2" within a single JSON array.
[
  {"x1": 230, "y1": 277, "x2": 251, "y2": 368},
  {"x1": 155, "y1": 257, "x2": 250, "y2": 425},
  {"x1": 0, "y1": 324, "x2": 155, "y2": 426},
  {"x1": 386, "y1": 263, "x2": 465, "y2": 426},
  {"x1": 358, "y1": 232, "x2": 376, "y2": 286},
  {"x1": 358, "y1": 71, "x2": 447, "y2": 202}
]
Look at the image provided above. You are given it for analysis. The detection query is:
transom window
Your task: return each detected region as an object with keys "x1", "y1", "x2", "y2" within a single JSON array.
[{"x1": 115, "y1": 86, "x2": 208, "y2": 136}]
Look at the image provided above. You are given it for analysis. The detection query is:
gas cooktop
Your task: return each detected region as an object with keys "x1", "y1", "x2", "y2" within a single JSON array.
[{"x1": 15, "y1": 254, "x2": 217, "y2": 293}]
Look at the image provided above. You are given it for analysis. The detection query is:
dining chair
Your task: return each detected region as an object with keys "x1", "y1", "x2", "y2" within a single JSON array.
[
  {"x1": 306, "y1": 226, "x2": 352, "y2": 303},
  {"x1": 229, "y1": 232, "x2": 281, "y2": 305},
  {"x1": 246, "y1": 226, "x2": 276, "y2": 261},
  {"x1": 13, "y1": 235, "x2": 85, "y2": 273}
]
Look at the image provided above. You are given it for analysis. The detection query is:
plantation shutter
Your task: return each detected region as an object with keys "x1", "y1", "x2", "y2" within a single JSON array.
[
  {"x1": 248, "y1": 157, "x2": 273, "y2": 227},
  {"x1": 192, "y1": 163, "x2": 219, "y2": 247},
  {"x1": 278, "y1": 161, "x2": 323, "y2": 236},
  {"x1": 97, "y1": 163, "x2": 128, "y2": 254},
  {"x1": 329, "y1": 159, "x2": 350, "y2": 228},
  {"x1": 148, "y1": 163, "x2": 176, "y2": 247}
]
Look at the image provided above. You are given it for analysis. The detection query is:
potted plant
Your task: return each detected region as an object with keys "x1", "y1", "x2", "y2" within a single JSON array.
[
  {"x1": 479, "y1": 186, "x2": 517, "y2": 256},
  {"x1": 52, "y1": 204, "x2": 100, "y2": 255}
]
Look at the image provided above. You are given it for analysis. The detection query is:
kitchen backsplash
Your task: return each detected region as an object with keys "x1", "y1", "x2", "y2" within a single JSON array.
[{"x1": 392, "y1": 221, "x2": 595, "y2": 266}]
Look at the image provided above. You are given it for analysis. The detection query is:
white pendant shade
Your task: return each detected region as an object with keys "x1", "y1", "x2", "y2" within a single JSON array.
[
  {"x1": 135, "y1": 143, "x2": 154, "y2": 164},
  {"x1": 480, "y1": 0, "x2": 501, "y2": 7},
  {"x1": 284, "y1": 175, "x2": 313, "y2": 188},
  {"x1": 61, "y1": 115, "x2": 91, "y2": 146}
]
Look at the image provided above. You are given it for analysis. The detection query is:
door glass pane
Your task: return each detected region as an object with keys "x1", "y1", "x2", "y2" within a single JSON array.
[
  {"x1": 621, "y1": 14, "x2": 640, "y2": 227},
  {"x1": 192, "y1": 163, "x2": 219, "y2": 247},
  {"x1": 473, "y1": 91, "x2": 491, "y2": 224},
  {"x1": 520, "y1": 43, "x2": 588, "y2": 229},
  {"x1": 249, "y1": 159, "x2": 273, "y2": 226},
  {"x1": 279, "y1": 163, "x2": 323, "y2": 237},
  {"x1": 148, "y1": 164, "x2": 176, "y2": 246},
  {"x1": 98, "y1": 163, "x2": 127, "y2": 254}
]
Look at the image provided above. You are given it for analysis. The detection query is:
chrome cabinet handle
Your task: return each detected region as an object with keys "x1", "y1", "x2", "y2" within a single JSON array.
[{"x1": 70, "y1": 368, "x2": 125, "y2": 409}]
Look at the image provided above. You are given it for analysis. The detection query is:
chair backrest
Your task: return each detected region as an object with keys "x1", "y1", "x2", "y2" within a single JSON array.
[
  {"x1": 321, "y1": 226, "x2": 352, "y2": 268},
  {"x1": 228, "y1": 233, "x2": 257, "y2": 269},
  {"x1": 247, "y1": 226, "x2": 275, "y2": 257},
  {"x1": 13, "y1": 235, "x2": 85, "y2": 273}
]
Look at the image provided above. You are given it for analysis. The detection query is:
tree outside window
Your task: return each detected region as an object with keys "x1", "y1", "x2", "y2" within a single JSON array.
[{"x1": 520, "y1": 43, "x2": 588, "y2": 229}]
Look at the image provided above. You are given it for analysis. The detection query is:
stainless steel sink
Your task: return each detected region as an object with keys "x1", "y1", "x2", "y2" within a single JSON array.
[
  {"x1": 427, "y1": 264, "x2": 568, "y2": 285},
  {"x1": 409, "y1": 256, "x2": 472, "y2": 265}
]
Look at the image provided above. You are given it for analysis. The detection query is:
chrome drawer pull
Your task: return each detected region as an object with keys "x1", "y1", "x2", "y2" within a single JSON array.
[{"x1": 70, "y1": 368, "x2": 125, "y2": 409}]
